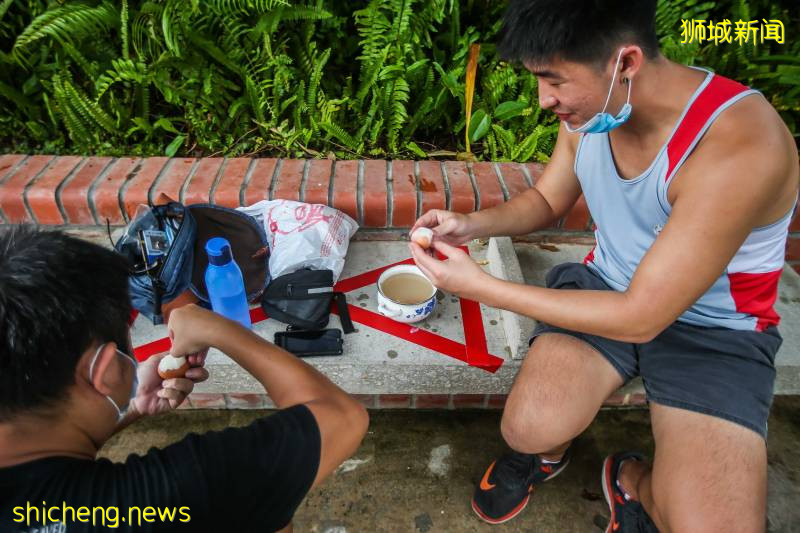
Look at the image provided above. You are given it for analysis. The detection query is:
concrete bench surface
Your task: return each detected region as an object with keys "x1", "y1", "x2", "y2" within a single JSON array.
[{"x1": 62, "y1": 228, "x2": 800, "y2": 409}]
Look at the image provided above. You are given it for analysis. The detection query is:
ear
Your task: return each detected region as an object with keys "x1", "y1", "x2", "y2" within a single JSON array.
[
  {"x1": 619, "y1": 46, "x2": 644, "y2": 82},
  {"x1": 85, "y1": 343, "x2": 119, "y2": 396}
]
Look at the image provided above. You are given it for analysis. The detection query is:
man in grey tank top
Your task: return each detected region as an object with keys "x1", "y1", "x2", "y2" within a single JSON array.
[{"x1": 410, "y1": 1, "x2": 799, "y2": 531}]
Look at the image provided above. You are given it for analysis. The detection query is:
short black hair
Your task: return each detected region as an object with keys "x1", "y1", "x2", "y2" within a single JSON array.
[
  {"x1": 0, "y1": 226, "x2": 132, "y2": 420},
  {"x1": 498, "y1": 0, "x2": 660, "y2": 68}
]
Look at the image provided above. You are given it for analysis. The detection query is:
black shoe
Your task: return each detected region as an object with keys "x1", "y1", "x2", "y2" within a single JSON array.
[
  {"x1": 602, "y1": 452, "x2": 659, "y2": 532},
  {"x1": 471, "y1": 449, "x2": 570, "y2": 524}
]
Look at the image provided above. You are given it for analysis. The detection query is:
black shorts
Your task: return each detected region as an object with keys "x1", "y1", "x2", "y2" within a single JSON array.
[{"x1": 531, "y1": 263, "x2": 782, "y2": 439}]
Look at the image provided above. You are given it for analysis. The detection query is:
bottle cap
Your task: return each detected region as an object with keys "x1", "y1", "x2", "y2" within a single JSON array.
[{"x1": 206, "y1": 237, "x2": 233, "y2": 266}]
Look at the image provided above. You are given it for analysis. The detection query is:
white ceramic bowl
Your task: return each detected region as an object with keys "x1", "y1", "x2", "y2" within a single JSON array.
[{"x1": 376, "y1": 265, "x2": 437, "y2": 323}]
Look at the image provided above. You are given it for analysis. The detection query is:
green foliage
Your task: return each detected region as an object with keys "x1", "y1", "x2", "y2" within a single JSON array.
[{"x1": 0, "y1": 0, "x2": 797, "y2": 161}]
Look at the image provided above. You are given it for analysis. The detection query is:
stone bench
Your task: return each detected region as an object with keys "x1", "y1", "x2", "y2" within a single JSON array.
[{"x1": 3, "y1": 155, "x2": 799, "y2": 410}]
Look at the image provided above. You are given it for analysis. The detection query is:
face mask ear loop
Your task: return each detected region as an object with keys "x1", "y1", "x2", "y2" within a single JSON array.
[
  {"x1": 601, "y1": 48, "x2": 626, "y2": 114},
  {"x1": 623, "y1": 76, "x2": 633, "y2": 106}
]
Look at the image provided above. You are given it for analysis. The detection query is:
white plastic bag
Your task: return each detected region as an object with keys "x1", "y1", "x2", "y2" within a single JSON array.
[{"x1": 238, "y1": 200, "x2": 358, "y2": 282}]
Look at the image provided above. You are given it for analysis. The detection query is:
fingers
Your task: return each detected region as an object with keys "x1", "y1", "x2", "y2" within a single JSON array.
[
  {"x1": 410, "y1": 210, "x2": 443, "y2": 236},
  {"x1": 161, "y1": 377, "x2": 194, "y2": 395},
  {"x1": 184, "y1": 366, "x2": 209, "y2": 383},
  {"x1": 187, "y1": 348, "x2": 209, "y2": 367},
  {"x1": 157, "y1": 386, "x2": 188, "y2": 409},
  {"x1": 409, "y1": 243, "x2": 440, "y2": 283},
  {"x1": 430, "y1": 239, "x2": 462, "y2": 259}
]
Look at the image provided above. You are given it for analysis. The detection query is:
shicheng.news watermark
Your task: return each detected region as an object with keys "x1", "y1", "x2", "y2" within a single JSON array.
[{"x1": 680, "y1": 19, "x2": 785, "y2": 46}]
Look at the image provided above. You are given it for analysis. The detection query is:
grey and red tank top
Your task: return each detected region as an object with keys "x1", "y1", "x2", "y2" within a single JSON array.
[{"x1": 577, "y1": 68, "x2": 792, "y2": 331}]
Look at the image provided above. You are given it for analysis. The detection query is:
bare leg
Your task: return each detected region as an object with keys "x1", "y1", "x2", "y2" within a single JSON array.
[
  {"x1": 618, "y1": 403, "x2": 767, "y2": 533},
  {"x1": 501, "y1": 333, "x2": 626, "y2": 456}
]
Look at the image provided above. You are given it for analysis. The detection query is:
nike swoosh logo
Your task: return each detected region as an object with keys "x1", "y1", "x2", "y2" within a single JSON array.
[{"x1": 480, "y1": 461, "x2": 497, "y2": 491}]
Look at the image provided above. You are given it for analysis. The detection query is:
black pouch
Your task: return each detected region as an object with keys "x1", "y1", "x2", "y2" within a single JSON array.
[{"x1": 261, "y1": 268, "x2": 354, "y2": 333}]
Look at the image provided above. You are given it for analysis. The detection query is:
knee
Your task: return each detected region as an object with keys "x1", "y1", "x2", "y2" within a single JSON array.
[{"x1": 500, "y1": 402, "x2": 570, "y2": 454}]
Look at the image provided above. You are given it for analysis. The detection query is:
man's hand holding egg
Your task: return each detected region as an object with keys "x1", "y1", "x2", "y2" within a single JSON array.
[{"x1": 410, "y1": 227, "x2": 434, "y2": 249}]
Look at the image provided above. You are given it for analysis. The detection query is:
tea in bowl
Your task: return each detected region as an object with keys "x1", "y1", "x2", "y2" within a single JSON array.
[{"x1": 376, "y1": 265, "x2": 437, "y2": 323}]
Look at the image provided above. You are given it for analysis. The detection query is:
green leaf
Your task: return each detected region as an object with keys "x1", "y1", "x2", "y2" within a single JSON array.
[
  {"x1": 165, "y1": 134, "x2": 186, "y2": 157},
  {"x1": 154, "y1": 118, "x2": 180, "y2": 134},
  {"x1": 405, "y1": 141, "x2": 427, "y2": 158},
  {"x1": 468, "y1": 109, "x2": 490, "y2": 143},
  {"x1": 493, "y1": 101, "x2": 528, "y2": 121}
]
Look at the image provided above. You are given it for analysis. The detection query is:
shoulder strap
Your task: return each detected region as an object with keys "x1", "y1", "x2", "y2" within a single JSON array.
[{"x1": 664, "y1": 74, "x2": 753, "y2": 184}]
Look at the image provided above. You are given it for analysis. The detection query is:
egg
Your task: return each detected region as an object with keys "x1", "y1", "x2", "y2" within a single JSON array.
[
  {"x1": 158, "y1": 355, "x2": 190, "y2": 380},
  {"x1": 411, "y1": 227, "x2": 433, "y2": 249}
]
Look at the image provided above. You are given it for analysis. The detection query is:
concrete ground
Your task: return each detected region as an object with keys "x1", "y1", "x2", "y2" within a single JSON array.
[{"x1": 100, "y1": 398, "x2": 800, "y2": 532}]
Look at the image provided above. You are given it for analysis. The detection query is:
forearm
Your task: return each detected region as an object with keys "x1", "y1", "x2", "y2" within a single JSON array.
[
  {"x1": 469, "y1": 187, "x2": 558, "y2": 238},
  {"x1": 213, "y1": 323, "x2": 354, "y2": 408},
  {"x1": 478, "y1": 277, "x2": 657, "y2": 343}
]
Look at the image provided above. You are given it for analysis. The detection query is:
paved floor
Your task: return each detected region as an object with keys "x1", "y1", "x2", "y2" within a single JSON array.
[{"x1": 100, "y1": 398, "x2": 800, "y2": 532}]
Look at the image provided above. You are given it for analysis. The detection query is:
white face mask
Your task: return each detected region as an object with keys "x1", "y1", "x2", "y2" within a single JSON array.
[{"x1": 89, "y1": 343, "x2": 139, "y2": 423}]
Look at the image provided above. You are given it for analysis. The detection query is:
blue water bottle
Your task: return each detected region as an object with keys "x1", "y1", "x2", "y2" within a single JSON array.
[{"x1": 205, "y1": 237, "x2": 252, "y2": 329}]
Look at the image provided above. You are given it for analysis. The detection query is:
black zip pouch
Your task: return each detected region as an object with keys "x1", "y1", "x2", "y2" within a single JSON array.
[{"x1": 261, "y1": 268, "x2": 355, "y2": 333}]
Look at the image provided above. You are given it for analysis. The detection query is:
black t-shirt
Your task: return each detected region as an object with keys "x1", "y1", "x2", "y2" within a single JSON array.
[{"x1": 0, "y1": 404, "x2": 320, "y2": 533}]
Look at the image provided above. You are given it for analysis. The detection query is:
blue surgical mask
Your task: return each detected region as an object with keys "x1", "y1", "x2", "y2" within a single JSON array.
[
  {"x1": 89, "y1": 343, "x2": 139, "y2": 423},
  {"x1": 565, "y1": 49, "x2": 633, "y2": 134}
]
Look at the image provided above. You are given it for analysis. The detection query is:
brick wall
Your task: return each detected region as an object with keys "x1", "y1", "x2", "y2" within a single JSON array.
[{"x1": 0, "y1": 155, "x2": 592, "y2": 233}]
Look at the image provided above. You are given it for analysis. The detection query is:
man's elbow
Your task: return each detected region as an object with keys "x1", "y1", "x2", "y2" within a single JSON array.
[{"x1": 626, "y1": 319, "x2": 669, "y2": 344}]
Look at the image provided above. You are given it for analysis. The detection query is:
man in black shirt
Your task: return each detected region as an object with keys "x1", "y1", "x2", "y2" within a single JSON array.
[{"x1": 0, "y1": 226, "x2": 369, "y2": 532}]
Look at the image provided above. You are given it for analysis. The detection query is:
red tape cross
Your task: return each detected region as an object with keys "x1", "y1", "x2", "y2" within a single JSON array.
[{"x1": 134, "y1": 251, "x2": 504, "y2": 373}]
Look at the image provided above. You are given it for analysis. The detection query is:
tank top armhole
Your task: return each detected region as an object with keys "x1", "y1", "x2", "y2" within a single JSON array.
[{"x1": 657, "y1": 89, "x2": 762, "y2": 217}]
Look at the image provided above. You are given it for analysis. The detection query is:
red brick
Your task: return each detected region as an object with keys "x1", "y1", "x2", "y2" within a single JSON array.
[
  {"x1": 150, "y1": 157, "x2": 195, "y2": 205},
  {"x1": 188, "y1": 393, "x2": 226, "y2": 409},
  {"x1": 391, "y1": 160, "x2": 418, "y2": 227},
  {"x1": 273, "y1": 158, "x2": 304, "y2": 201},
  {"x1": 225, "y1": 393, "x2": 266, "y2": 409},
  {"x1": 181, "y1": 157, "x2": 223, "y2": 205},
  {"x1": 362, "y1": 159, "x2": 388, "y2": 227},
  {"x1": 121, "y1": 157, "x2": 169, "y2": 220},
  {"x1": 526, "y1": 162, "x2": 545, "y2": 183},
  {"x1": 786, "y1": 237, "x2": 800, "y2": 262},
  {"x1": 497, "y1": 162, "x2": 531, "y2": 198},
  {"x1": 26, "y1": 156, "x2": 82, "y2": 224},
  {"x1": 213, "y1": 157, "x2": 251, "y2": 207},
  {"x1": 444, "y1": 161, "x2": 475, "y2": 213},
  {"x1": 377, "y1": 394, "x2": 411, "y2": 408},
  {"x1": 417, "y1": 161, "x2": 446, "y2": 215},
  {"x1": 452, "y1": 394, "x2": 487, "y2": 409},
  {"x1": 243, "y1": 158, "x2": 279, "y2": 205},
  {"x1": 486, "y1": 394, "x2": 508, "y2": 409},
  {"x1": 414, "y1": 394, "x2": 450, "y2": 409},
  {"x1": 791, "y1": 262, "x2": 800, "y2": 275},
  {"x1": 0, "y1": 154, "x2": 28, "y2": 222},
  {"x1": 0, "y1": 156, "x2": 54, "y2": 222},
  {"x1": 471, "y1": 162, "x2": 505, "y2": 209},
  {"x1": 61, "y1": 157, "x2": 112, "y2": 224},
  {"x1": 352, "y1": 394, "x2": 377, "y2": 408},
  {"x1": 332, "y1": 160, "x2": 358, "y2": 221},
  {"x1": 303, "y1": 159, "x2": 333, "y2": 205},
  {"x1": 0, "y1": 154, "x2": 26, "y2": 181},
  {"x1": 93, "y1": 158, "x2": 141, "y2": 224},
  {"x1": 562, "y1": 194, "x2": 590, "y2": 231}
]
